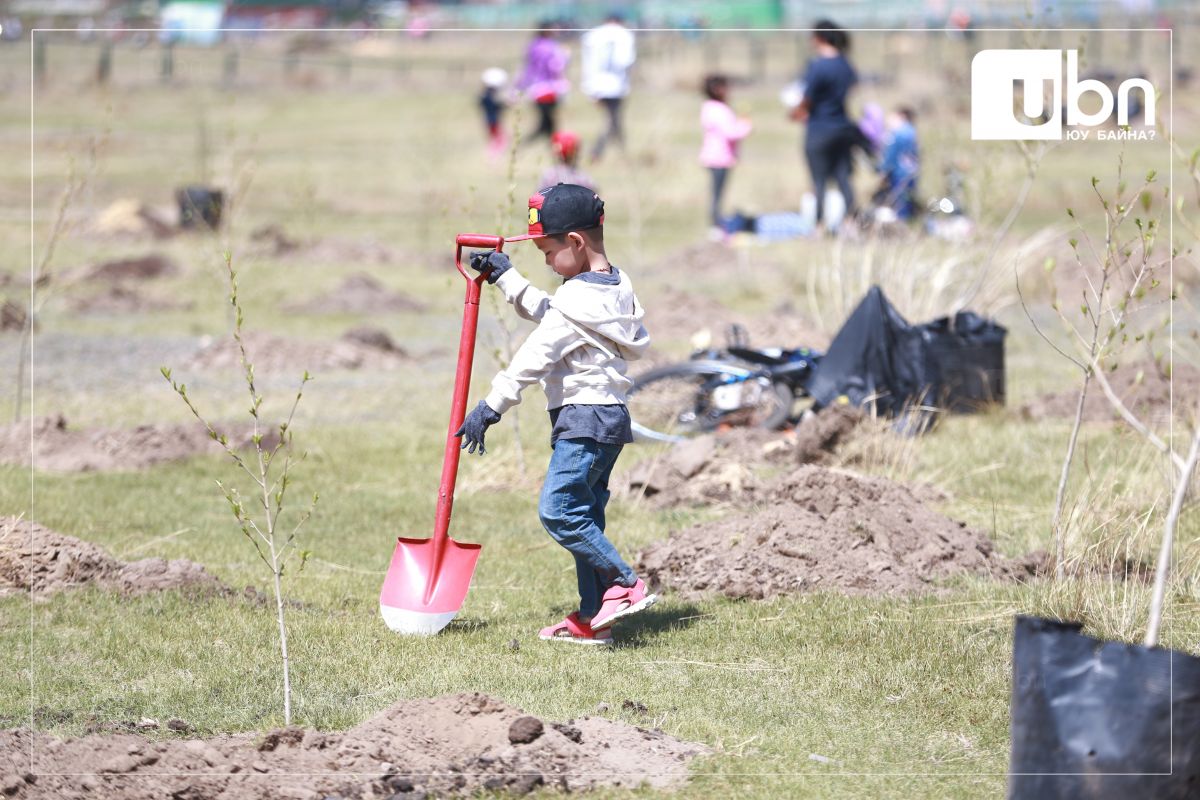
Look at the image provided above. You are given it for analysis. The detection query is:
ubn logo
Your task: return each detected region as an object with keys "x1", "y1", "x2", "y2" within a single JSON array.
[{"x1": 971, "y1": 50, "x2": 1155, "y2": 140}]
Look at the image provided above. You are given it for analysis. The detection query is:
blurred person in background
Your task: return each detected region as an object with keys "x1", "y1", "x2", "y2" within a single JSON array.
[
  {"x1": 516, "y1": 23, "x2": 571, "y2": 145},
  {"x1": 479, "y1": 68, "x2": 509, "y2": 159},
  {"x1": 791, "y1": 20, "x2": 861, "y2": 233},
  {"x1": 539, "y1": 131, "x2": 598, "y2": 191},
  {"x1": 581, "y1": 13, "x2": 636, "y2": 162},
  {"x1": 873, "y1": 106, "x2": 920, "y2": 221},
  {"x1": 699, "y1": 74, "x2": 753, "y2": 237}
]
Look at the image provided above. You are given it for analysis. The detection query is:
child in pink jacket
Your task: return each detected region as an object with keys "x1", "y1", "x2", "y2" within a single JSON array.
[{"x1": 699, "y1": 74, "x2": 753, "y2": 230}]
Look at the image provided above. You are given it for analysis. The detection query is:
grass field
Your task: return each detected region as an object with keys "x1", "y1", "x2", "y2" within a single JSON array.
[{"x1": 2, "y1": 27, "x2": 1198, "y2": 798}]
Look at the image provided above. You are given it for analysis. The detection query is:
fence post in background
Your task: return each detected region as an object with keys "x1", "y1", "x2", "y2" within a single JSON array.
[
  {"x1": 33, "y1": 36, "x2": 46, "y2": 86},
  {"x1": 749, "y1": 33, "x2": 766, "y2": 83},
  {"x1": 161, "y1": 41, "x2": 174, "y2": 83},
  {"x1": 222, "y1": 48, "x2": 238, "y2": 88},
  {"x1": 339, "y1": 54, "x2": 351, "y2": 84},
  {"x1": 703, "y1": 32, "x2": 717, "y2": 73},
  {"x1": 96, "y1": 40, "x2": 112, "y2": 85},
  {"x1": 284, "y1": 51, "x2": 297, "y2": 81}
]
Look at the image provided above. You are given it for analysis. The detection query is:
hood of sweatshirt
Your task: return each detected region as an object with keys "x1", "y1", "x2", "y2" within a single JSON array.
[{"x1": 549, "y1": 267, "x2": 651, "y2": 361}]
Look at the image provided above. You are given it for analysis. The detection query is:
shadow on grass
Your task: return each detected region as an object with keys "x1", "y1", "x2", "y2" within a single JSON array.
[{"x1": 611, "y1": 602, "x2": 706, "y2": 648}]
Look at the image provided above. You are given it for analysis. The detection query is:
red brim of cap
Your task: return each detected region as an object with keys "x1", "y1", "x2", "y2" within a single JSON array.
[{"x1": 504, "y1": 233, "x2": 546, "y2": 242}]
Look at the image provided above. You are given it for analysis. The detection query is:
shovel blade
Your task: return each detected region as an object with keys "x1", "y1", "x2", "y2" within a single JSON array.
[{"x1": 379, "y1": 536, "x2": 482, "y2": 636}]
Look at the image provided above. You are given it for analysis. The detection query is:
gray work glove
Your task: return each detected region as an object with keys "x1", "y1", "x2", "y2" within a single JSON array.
[
  {"x1": 454, "y1": 400, "x2": 502, "y2": 455},
  {"x1": 469, "y1": 250, "x2": 512, "y2": 285}
]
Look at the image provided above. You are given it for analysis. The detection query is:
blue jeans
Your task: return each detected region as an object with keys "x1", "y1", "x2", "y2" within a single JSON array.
[{"x1": 538, "y1": 438, "x2": 637, "y2": 618}]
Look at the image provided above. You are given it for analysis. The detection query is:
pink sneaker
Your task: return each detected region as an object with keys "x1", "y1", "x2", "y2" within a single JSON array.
[
  {"x1": 589, "y1": 579, "x2": 657, "y2": 630},
  {"x1": 539, "y1": 612, "x2": 613, "y2": 646}
]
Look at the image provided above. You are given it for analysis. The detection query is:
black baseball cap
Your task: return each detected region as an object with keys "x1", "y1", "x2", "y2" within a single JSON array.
[{"x1": 508, "y1": 183, "x2": 605, "y2": 241}]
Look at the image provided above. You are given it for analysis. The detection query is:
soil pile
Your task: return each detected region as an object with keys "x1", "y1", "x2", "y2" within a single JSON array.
[
  {"x1": 91, "y1": 200, "x2": 175, "y2": 239},
  {"x1": 1022, "y1": 361, "x2": 1200, "y2": 424},
  {"x1": 637, "y1": 464, "x2": 1014, "y2": 599},
  {"x1": 644, "y1": 287, "x2": 829, "y2": 352},
  {"x1": 0, "y1": 517, "x2": 224, "y2": 598},
  {"x1": 250, "y1": 224, "x2": 302, "y2": 255},
  {"x1": 285, "y1": 273, "x2": 428, "y2": 315},
  {"x1": 248, "y1": 226, "x2": 402, "y2": 266},
  {"x1": 71, "y1": 285, "x2": 193, "y2": 315},
  {"x1": 622, "y1": 406, "x2": 863, "y2": 508},
  {"x1": 186, "y1": 329, "x2": 407, "y2": 373},
  {"x1": 0, "y1": 415, "x2": 279, "y2": 473},
  {"x1": 0, "y1": 692, "x2": 707, "y2": 799},
  {"x1": 83, "y1": 254, "x2": 179, "y2": 282},
  {"x1": 1, "y1": 299, "x2": 25, "y2": 331}
]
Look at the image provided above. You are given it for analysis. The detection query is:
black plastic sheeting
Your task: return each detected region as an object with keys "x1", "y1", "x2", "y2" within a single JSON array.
[
  {"x1": 1008, "y1": 615, "x2": 1200, "y2": 799},
  {"x1": 805, "y1": 285, "x2": 1005, "y2": 423}
]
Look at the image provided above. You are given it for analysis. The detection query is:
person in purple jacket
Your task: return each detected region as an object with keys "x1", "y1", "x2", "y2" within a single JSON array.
[{"x1": 516, "y1": 23, "x2": 570, "y2": 145}]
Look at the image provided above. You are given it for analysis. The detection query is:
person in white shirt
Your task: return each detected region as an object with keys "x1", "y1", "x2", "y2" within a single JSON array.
[{"x1": 580, "y1": 14, "x2": 636, "y2": 162}]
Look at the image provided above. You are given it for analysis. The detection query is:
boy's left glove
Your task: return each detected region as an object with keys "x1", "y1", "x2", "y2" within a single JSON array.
[
  {"x1": 469, "y1": 251, "x2": 512, "y2": 284},
  {"x1": 454, "y1": 399, "x2": 502, "y2": 455}
]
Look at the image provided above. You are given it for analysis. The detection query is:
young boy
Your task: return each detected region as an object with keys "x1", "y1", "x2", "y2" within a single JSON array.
[{"x1": 454, "y1": 183, "x2": 656, "y2": 646}]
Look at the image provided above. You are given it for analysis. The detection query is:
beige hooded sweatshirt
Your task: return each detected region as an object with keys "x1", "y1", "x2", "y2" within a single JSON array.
[{"x1": 483, "y1": 266, "x2": 650, "y2": 415}]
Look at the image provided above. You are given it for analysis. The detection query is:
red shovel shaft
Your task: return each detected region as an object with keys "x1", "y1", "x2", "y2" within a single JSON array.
[
  {"x1": 379, "y1": 233, "x2": 503, "y2": 634},
  {"x1": 425, "y1": 234, "x2": 504, "y2": 601}
]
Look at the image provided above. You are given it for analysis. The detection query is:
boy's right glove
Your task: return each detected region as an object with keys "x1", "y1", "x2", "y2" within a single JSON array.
[
  {"x1": 454, "y1": 399, "x2": 502, "y2": 455},
  {"x1": 469, "y1": 251, "x2": 512, "y2": 284}
]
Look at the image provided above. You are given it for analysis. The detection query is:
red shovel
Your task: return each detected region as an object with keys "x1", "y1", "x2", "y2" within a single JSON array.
[{"x1": 379, "y1": 233, "x2": 505, "y2": 635}]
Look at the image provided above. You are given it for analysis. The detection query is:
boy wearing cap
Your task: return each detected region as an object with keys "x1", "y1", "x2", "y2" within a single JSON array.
[{"x1": 455, "y1": 183, "x2": 657, "y2": 646}]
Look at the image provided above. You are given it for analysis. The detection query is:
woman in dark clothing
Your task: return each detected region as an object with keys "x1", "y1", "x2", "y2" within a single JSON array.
[{"x1": 791, "y1": 20, "x2": 861, "y2": 230}]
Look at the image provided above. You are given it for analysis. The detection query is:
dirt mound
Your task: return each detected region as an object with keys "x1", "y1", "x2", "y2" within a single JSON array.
[
  {"x1": 285, "y1": 273, "x2": 428, "y2": 315},
  {"x1": 1022, "y1": 361, "x2": 1200, "y2": 425},
  {"x1": 91, "y1": 200, "x2": 175, "y2": 239},
  {"x1": 248, "y1": 226, "x2": 402, "y2": 266},
  {"x1": 71, "y1": 285, "x2": 193, "y2": 315},
  {"x1": 644, "y1": 286, "x2": 829, "y2": 353},
  {"x1": 1, "y1": 299, "x2": 25, "y2": 331},
  {"x1": 622, "y1": 406, "x2": 864, "y2": 508},
  {"x1": 0, "y1": 517, "x2": 225, "y2": 598},
  {"x1": 249, "y1": 224, "x2": 302, "y2": 255},
  {"x1": 186, "y1": 329, "x2": 407, "y2": 373},
  {"x1": 636, "y1": 464, "x2": 1013, "y2": 599},
  {"x1": 0, "y1": 692, "x2": 707, "y2": 798},
  {"x1": 0, "y1": 414, "x2": 279, "y2": 473},
  {"x1": 83, "y1": 254, "x2": 179, "y2": 282}
]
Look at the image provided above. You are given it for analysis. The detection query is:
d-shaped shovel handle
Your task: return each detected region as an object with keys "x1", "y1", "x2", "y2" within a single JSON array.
[{"x1": 435, "y1": 234, "x2": 506, "y2": 548}]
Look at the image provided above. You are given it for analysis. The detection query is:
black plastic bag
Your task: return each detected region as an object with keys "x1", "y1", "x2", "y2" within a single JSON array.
[
  {"x1": 176, "y1": 186, "x2": 224, "y2": 230},
  {"x1": 1008, "y1": 615, "x2": 1200, "y2": 799},
  {"x1": 805, "y1": 285, "x2": 936, "y2": 417},
  {"x1": 919, "y1": 311, "x2": 1006, "y2": 412}
]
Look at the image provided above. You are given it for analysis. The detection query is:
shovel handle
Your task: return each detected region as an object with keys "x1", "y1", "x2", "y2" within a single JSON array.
[{"x1": 434, "y1": 234, "x2": 506, "y2": 550}]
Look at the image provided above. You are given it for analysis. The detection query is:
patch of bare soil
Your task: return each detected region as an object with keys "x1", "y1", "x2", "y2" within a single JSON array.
[
  {"x1": 0, "y1": 517, "x2": 225, "y2": 598},
  {"x1": 91, "y1": 200, "x2": 176, "y2": 240},
  {"x1": 247, "y1": 225, "x2": 401, "y2": 266},
  {"x1": 621, "y1": 406, "x2": 864, "y2": 508},
  {"x1": 636, "y1": 464, "x2": 1019, "y2": 599},
  {"x1": 285, "y1": 273, "x2": 428, "y2": 315},
  {"x1": 644, "y1": 286, "x2": 829, "y2": 352},
  {"x1": 0, "y1": 414, "x2": 279, "y2": 473},
  {"x1": 0, "y1": 693, "x2": 707, "y2": 799},
  {"x1": 71, "y1": 285, "x2": 194, "y2": 315},
  {"x1": 1, "y1": 299, "x2": 25, "y2": 331},
  {"x1": 185, "y1": 329, "x2": 407, "y2": 373},
  {"x1": 1021, "y1": 361, "x2": 1200, "y2": 425},
  {"x1": 82, "y1": 254, "x2": 179, "y2": 282}
]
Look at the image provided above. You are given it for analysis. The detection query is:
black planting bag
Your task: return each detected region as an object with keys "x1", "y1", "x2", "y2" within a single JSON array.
[{"x1": 1008, "y1": 615, "x2": 1200, "y2": 799}]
